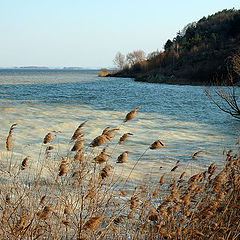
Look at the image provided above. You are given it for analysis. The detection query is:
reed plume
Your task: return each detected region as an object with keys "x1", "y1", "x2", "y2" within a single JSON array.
[
  {"x1": 94, "y1": 148, "x2": 109, "y2": 164},
  {"x1": 46, "y1": 145, "x2": 54, "y2": 151},
  {"x1": 83, "y1": 216, "x2": 102, "y2": 231},
  {"x1": 102, "y1": 126, "x2": 110, "y2": 135},
  {"x1": 103, "y1": 128, "x2": 120, "y2": 141},
  {"x1": 74, "y1": 150, "x2": 85, "y2": 162},
  {"x1": 6, "y1": 123, "x2": 17, "y2": 151},
  {"x1": 59, "y1": 162, "x2": 68, "y2": 176},
  {"x1": 118, "y1": 133, "x2": 133, "y2": 144},
  {"x1": 40, "y1": 195, "x2": 47, "y2": 205},
  {"x1": 71, "y1": 120, "x2": 87, "y2": 141},
  {"x1": 64, "y1": 205, "x2": 72, "y2": 215},
  {"x1": 192, "y1": 150, "x2": 203, "y2": 159},
  {"x1": 21, "y1": 156, "x2": 30, "y2": 170},
  {"x1": 150, "y1": 139, "x2": 165, "y2": 150},
  {"x1": 71, "y1": 138, "x2": 86, "y2": 151},
  {"x1": 124, "y1": 107, "x2": 140, "y2": 122},
  {"x1": 37, "y1": 204, "x2": 53, "y2": 220},
  {"x1": 1, "y1": 110, "x2": 240, "y2": 239},
  {"x1": 90, "y1": 134, "x2": 110, "y2": 147},
  {"x1": 116, "y1": 151, "x2": 130, "y2": 163},
  {"x1": 43, "y1": 132, "x2": 53, "y2": 144},
  {"x1": 100, "y1": 165, "x2": 112, "y2": 179},
  {"x1": 14, "y1": 214, "x2": 29, "y2": 235},
  {"x1": 171, "y1": 165, "x2": 179, "y2": 172},
  {"x1": 159, "y1": 174, "x2": 165, "y2": 185}
]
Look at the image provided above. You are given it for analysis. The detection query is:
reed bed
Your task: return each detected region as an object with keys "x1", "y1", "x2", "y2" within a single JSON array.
[{"x1": 0, "y1": 108, "x2": 239, "y2": 239}]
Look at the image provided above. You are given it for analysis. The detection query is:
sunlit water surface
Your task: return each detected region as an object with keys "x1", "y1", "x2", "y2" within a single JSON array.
[{"x1": 0, "y1": 69, "x2": 239, "y2": 183}]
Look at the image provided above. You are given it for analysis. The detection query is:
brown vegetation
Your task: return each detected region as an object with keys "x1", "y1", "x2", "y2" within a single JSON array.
[
  {"x1": 0, "y1": 108, "x2": 240, "y2": 239},
  {"x1": 110, "y1": 9, "x2": 240, "y2": 85},
  {"x1": 98, "y1": 69, "x2": 114, "y2": 77}
]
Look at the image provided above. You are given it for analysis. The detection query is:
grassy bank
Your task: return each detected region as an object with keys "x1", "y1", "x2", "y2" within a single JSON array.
[{"x1": 0, "y1": 108, "x2": 240, "y2": 239}]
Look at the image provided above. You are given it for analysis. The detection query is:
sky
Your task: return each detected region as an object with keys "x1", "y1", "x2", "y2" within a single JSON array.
[{"x1": 0, "y1": 0, "x2": 239, "y2": 69}]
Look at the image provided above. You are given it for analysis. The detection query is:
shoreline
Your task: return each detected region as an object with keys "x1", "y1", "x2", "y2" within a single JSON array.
[{"x1": 106, "y1": 72, "x2": 213, "y2": 86}]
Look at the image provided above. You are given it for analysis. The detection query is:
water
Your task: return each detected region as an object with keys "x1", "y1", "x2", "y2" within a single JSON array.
[{"x1": 0, "y1": 69, "x2": 239, "y2": 181}]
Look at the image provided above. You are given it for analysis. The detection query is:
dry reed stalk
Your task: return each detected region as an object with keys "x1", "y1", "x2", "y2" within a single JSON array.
[
  {"x1": 37, "y1": 204, "x2": 53, "y2": 220},
  {"x1": 59, "y1": 162, "x2": 69, "y2": 176},
  {"x1": 90, "y1": 135, "x2": 110, "y2": 147},
  {"x1": 179, "y1": 172, "x2": 186, "y2": 180},
  {"x1": 208, "y1": 163, "x2": 217, "y2": 176},
  {"x1": 74, "y1": 150, "x2": 85, "y2": 162},
  {"x1": 86, "y1": 188, "x2": 95, "y2": 199},
  {"x1": 71, "y1": 120, "x2": 87, "y2": 141},
  {"x1": 6, "y1": 123, "x2": 17, "y2": 151},
  {"x1": 43, "y1": 132, "x2": 53, "y2": 144},
  {"x1": 64, "y1": 205, "x2": 72, "y2": 215},
  {"x1": 102, "y1": 126, "x2": 110, "y2": 135},
  {"x1": 113, "y1": 215, "x2": 124, "y2": 225},
  {"x1": 177, "y1": 218, "x2": 187, "y2": 237},
  {"x1": 1, "y1": 210, "x2": 6, "y2": 226},
  {"x1": 159, "y1": 174, "x2": 165, "y2": 185},
  {"x1": 213, "y1": 170, "x2": 227, "y2": 186},
  {"x1": 103, "y1": 128, "x2": 120, "y2": 140},
  {"x1": 46, "y1": 145, "x2": 54, "y2": 151},
  {"x1": 71, "y1": 139, "x2": 86, "y2": 151},
  {"x1": 83, "y1": 216, "x2": 102, "y2": 231},
  {"x1": 6, "y1": 193, "x2": 10, "y2": 204},
  {"x1": 116, "y1": 151, "x2": 130, "y2": 163},
  {"x1": 14, "y1": 214, "x2": 29, "y2": 235},
  {"x1": 2, "y1": 111, "x2": 240, "y2": 239},
  {"x1": 119, "y1": 189, "x2": 126, "y2": 196},
  {"x1": 62, "y1": 219, "x2": 70, "y2": 226},
  {"x1": 150, "y1": 139, "x2": 165, "y2": 150},
  {"x1": 188, "y1": 173, "x2": 201, "y2": 184},
  {"x1": 94, "y1": 150, "x2": 109, "y2": 164},
  {"x1": 152, "y1": 187, "x2": 158, "y2": 198},
  {"x1": 148, "y1": 209, "x2": 159, "y2": 221},
  {"x1": 192, "y1": 150, "x2": 203, "y2": 159},
  {"x1": 21, "y1": 156, "x2": 30, "y2": 170},
  {"x1": 118, "y1": 133, "x2": 133, "y2": 144},
  {"x1": 124, "y1": 106, "x2": 140, "y2": 122},
  {"x1": 100, "y1": 165, "x2": 112, "y2": 179},
  {"x1": 130, "y1": 196, "x2": 138, "y2": 210},
  {"x1": 171, "y1": 165, "x2": 179, "y2": 172},
  {"x1": 182, "y1": 194, "x2": 191, "y2": 206},
  {"x1": 40, "y1": 195, "x2": 47, "y2": 205}
]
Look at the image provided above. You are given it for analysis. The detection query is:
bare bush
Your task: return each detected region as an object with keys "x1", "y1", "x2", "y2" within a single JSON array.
[{"x1": 205, "y1": 53, "x2": 240, "y2": 119}]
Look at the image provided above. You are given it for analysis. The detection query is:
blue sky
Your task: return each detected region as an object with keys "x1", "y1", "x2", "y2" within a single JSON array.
[{"x1": 0, "y1": 0, "x2": 239, "y2": 68}]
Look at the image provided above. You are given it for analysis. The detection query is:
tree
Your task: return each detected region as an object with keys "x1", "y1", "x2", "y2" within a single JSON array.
[
  {"x1": 113, "y1": 52, "x2": 125, "y2": 70},
  {"x1": 147, "y1": 50, "x2": 160, "y2": 60},
  {"x1": 210, "y1": 33, "x2": 217, "y2": 44},
  {"x1": 126, "y1": 50, "x2": 146, "y2": 67},
  {"x1": 205, "y1": 53, "x2": 240, "y2": 119},
  {"x1": 164, "y1": 39, "x2": 173, "y2": 52}
]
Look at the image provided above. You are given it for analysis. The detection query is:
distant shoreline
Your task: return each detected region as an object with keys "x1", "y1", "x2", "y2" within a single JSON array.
[{"x1": 0, "y1": 67, "x2": 100, "y2": 71}]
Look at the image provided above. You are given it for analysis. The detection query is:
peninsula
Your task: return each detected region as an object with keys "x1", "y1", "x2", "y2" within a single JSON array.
[{"x1": 108, "y1": 9, "x2": 240, "y2": 85}]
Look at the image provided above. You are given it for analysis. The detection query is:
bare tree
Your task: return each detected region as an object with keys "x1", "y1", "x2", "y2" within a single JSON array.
[
  {"x1": 126, "y1": 50, "x2": 146, "y2": 67},
  {"x1": 205, "y1": 53, "x2": 240, "y2": 119},
  {"x1": 113, "y1": 52, "x2": 125, "y2": 70}
]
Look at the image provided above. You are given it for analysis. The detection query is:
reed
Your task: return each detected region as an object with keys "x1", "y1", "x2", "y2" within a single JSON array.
[{"x1": 0, "y1": 108, "x2": 239, "y2": 239}]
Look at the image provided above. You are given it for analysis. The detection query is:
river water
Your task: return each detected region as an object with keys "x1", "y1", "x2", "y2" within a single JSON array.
[{"x1": 0, "y1": 69, "x2": 239, "y2": 182}]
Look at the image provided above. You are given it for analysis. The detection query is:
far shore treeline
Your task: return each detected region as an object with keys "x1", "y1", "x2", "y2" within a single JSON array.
[{"x1": 101, "y1": 9, "x2": 240, "y2": 85}]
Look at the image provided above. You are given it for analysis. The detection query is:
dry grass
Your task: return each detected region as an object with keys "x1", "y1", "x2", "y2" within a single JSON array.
[{"x1": 0, "y1": 108, "x2": 240, "y2": 239}]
